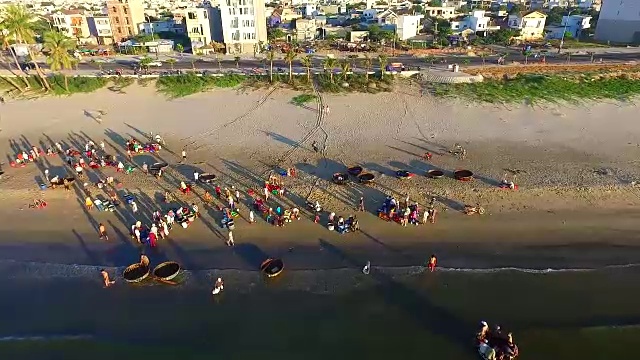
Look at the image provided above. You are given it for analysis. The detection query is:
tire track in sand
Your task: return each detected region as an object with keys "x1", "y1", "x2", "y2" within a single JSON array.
[{"x1": 182, "y1": 86, "x2": 279, "y2": 150}]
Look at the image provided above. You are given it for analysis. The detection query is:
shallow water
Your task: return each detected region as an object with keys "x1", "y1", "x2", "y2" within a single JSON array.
[{"x1": 0, "y1": 261, "x2": 639, "y2": 359}]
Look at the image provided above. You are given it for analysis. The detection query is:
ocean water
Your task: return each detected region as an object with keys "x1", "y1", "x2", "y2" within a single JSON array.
[{"x1": 0, "y1": 261, "x2": 639, "y2": 360}]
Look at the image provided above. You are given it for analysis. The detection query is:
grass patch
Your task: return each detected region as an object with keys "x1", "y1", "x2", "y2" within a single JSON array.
[
  {"x1": 291, "y1": 93, "x2": 316, "y2": 106},
  {"x1": 156, "y1": 73, "x2": 246, "y2": 98},
  {"x1": 48, "y1": 75, "x2": 108, "y2": 95},
  {"x1": 111, "y1": 77, "x2": 134, "y2": 88},
  {"x1": 433, "y1": 73, "x2": 640, "y2": 103},
  {"x1": 316, "y1": 73, "x2": 393, "y2": 93}
]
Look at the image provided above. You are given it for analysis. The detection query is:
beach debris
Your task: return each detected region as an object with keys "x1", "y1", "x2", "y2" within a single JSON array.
[{"x1": 595, "y1": 167, "x2": 613, "y2": 176}]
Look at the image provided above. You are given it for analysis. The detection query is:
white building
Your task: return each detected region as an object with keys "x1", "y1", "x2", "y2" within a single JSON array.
[
  {"x1": 396, "y1": 14, "x2": 424, "y2": 41},
  {"x1": 450, "y1": 10, "x2": 499, "y2": 36},
  {"x1": 423, "y1": 6, "x2": 459, "y2": 20},
  {"x1": 213, "y1": 0, "x2": 267, "y2": 54},
  {"x1": 87, "y1": 16, "x2": 114, "y2": 45},
  {"x1": 595, "y1": 0, "x2": 640, "y2": 44},
  {"x1": 52, "y1": 10, "x2": 92, "y2": 41},
  {"x1": 174, "y1": 7, "x2": 215, "y2": 50}
]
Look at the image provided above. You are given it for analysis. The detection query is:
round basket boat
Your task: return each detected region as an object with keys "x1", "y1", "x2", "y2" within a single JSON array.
[
  {"x1": 396, "y1": 170, "x2": 414, "y2": 179},
  {"x1": 332, "y1": 173, "x2": 348, "y2": 185},
  {"x1": 260, "y1": 258, "x2": 284, "y2": 278},
  {"x1": 358, "y1": 173, "x2": 376, "y2": 184},
  {"x1": 454, "y1": 169, "x2": 474, "y2": 181},
  {"x1": 427, "y1": 170, "x2": 444, "y2": 179},
  {"x1": 123, "y1": 263, "x2": 150, "y2": 283},
  {"x1": 152, "y1": 261, "x2": 181, "y2": 281},
  {"x1": 149, "y1": 162, "x2": 168, "y2": 171},
  {"x1": 347, "y1": 166, "x2": 363, "y2": 176},
  {"x1": 358, "y1": 173, "x2": 375, "y2": 184},
  {"x1": 199, "y1": 173, "x2": 217, "y2": 183}
]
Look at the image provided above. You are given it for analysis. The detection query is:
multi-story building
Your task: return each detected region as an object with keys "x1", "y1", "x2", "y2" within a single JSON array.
[
  {"x1": 106, "y1": 0, "x2": 145, "y2": 42},
  {"x1": 212, "y1": 0, "x2": 268, "y2": 54},
  {"x1": 508, "y1": 10, "x2": 547, "y2": 41},
  {"x1": 52, "y1": 10, "x2": 92, "y2": 41},
  {"x1": 174, "y1": 7, "x2": 215, "y2": 50},
  {"x1": 87, "y1": 16, "x2": 114, "y2": 45},
  {"x1": 595, "y1": 0, "x2": 639, "y2": 44}
]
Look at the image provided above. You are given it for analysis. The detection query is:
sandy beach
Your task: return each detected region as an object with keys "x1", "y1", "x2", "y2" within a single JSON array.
[
  {"x1": 2, "y1": 84, "x2": 640, "y2": 267},
  {"x1": 2, "y1": 84, "x2": 640, "y2": 359}
]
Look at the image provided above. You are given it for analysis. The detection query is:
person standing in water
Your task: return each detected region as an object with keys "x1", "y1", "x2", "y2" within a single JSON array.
[
  {"x1": 140, "y1": 253, "x2": 150, "y2": 268},
  {"x1": 101, "y1": 269, "x2": 115, "y2": 287},
  {"x1": 227, "y1": 231, "x2": 234, "y2": 246},
  {"x1": 428, "y1": 254, "x2": 437, "y2": 272},
  {"x1": 212, "y1": 277, "x2": 224, "y2": 295}
]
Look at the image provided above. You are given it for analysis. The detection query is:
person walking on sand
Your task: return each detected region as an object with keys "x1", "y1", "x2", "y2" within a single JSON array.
[
  {"x1": 422, "y1": 209, "x2": 429, "y2": 225},
  {"x1": 101, "y1": 269, "x2": 115, "y2": 287},
  {"x1": 359, "y1": 197, "x2": 365, "y2": 212},
  {"x1": 226, "y1": 231, "x2": 235, "y2": 247},
  {"x1": 99, "y1": 223, "x2": 108, "y2": 241},
  {"x1": 249, "y1": 210, "x2": 255, "y2": 224},
  {"x1": 428, "y1": 254, "x2": 437, "y2": 272},
  {"x1": 312, "y1": 141, "x2": 319, "y2": 153},
  {"x1": 99, "y1": 140, "x2": 105, "y2": 151},
  {"x1": 142, "y1": 162, "x2": 148, "y2": 174},
  {"x1": 181, "y1": 149, "x2": 187, "y2": 162},
  {"x1": 131, "y1": 201, "x2": 138, "y2": 214},
  {"x1": 194, "y1": 171, "x2": 199, "y2": 182},
  {"x1": 44, "y1": 169, "x2": 50, "y2": 181},
  {"x1": 85, "y1": 196, "x2": 94, "y2": 210},
  {"x1": 234, "y1": 188, "x2": 241, "y2": 202}
]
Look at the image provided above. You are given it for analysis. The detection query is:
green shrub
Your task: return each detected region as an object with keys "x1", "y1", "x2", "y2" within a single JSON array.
[
  {"x1": 156, "y1": 74, "x2": 246, "y2": 97},
  {"x1": 291, "y1": 93, "x2": 316, "y2": 105}
]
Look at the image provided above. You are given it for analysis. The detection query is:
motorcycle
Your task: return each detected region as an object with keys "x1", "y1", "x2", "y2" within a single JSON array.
[{"x1": 464, "y1": 204, "x2": 485, "y2": 215}]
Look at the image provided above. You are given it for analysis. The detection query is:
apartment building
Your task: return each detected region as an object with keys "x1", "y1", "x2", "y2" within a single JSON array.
[
  {"x1": 174, "y1": 7, "x2": 215, "y2": 50},
  {"x1": 87, "y1": 15, "x2": 114, "y2": 45},
  {"x1": 106, "y1": 0, "x2": 145, "y2": 42},
  {"x1": 212, "y1": 0, "x2": 267, "y2": 54},
  {"x1": 595, "y1": 0, "x2": 640, "y2": 44},
  {"x1": 51, "y1": 10, "x2": 92, "y2": 41}
]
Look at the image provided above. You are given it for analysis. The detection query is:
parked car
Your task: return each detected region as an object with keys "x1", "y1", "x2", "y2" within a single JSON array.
[{"x1": 147, "y1": 61, "x2": 163, "y2": 67}]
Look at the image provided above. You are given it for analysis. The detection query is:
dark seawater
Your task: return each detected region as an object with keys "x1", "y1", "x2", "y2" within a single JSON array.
[{"x1": 1, "y1": 263, "x2": 639, "y2": 360}]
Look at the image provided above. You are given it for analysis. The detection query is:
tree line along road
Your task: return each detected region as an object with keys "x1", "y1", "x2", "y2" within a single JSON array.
[{"x1": 29, "y1": 52, "x2": 640, "y2": 72}]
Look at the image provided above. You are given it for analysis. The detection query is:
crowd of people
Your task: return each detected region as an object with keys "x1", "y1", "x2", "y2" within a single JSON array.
[{"x1": 476, "y1": 321, "x2": 519, "y2": 360}]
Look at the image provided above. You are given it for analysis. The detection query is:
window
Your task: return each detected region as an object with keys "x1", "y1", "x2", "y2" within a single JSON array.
[
  {"x1": 123, "y1": 8, "x2": 128, "y2": 15},
  {"x1": 112, "y1": 7, "x2": 116, "y2": 12},
  {"x1": 125, "y1": 18, "x2": 130, "y2": 25},
  {"x1": 188, "y1": 12, "x2": 196, "y2": 20},
  {"x1": 117, "y1": 28, "x2": 121, "y2": 33},
  {"x1": 115, "y1": 17, "x2": 120, "y2": 24}
]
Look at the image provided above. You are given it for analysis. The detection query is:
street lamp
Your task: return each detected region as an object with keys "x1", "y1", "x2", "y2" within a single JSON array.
[
  {"x1": 144, "y1": 15, "x2": 158, "y2": 59},
  {"x1": 558, "y1": 9, "x2": 576, "y2": 54}
]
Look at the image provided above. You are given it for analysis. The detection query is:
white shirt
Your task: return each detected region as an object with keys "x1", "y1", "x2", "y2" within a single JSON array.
[
  {"x1": 181, "y1": 151, "x2": 186, "y2": 157},
  {"x1": 194, "y1": 172, "x2": 199, "y2": 180},
  {"x1": 150, "y1": 225, "x2": 158, "y2": 235}
]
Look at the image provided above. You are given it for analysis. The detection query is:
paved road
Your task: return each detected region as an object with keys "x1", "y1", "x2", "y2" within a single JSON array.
[{"x1": 17, "y1": 51, "x2": 640, "y2": 75}]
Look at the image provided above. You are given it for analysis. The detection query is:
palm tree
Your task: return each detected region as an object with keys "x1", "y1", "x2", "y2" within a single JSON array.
[
  {"x1": 523, "y1": 50, "x2": 532, "y2": 65},
  {"x1": 322, "y1": 57, "x2": 338, "y2": 83},
  {"x1": 0, "y1": 51, "x2": 24, "y2": 92},
  {"x1": 339, "y1": 59, "x2": 351, "y2": 80},
  {"x1": 284, "y1": 49, "x2": 296, "y2": 83},
  {"x1": 266, "y1": 49, "x2": 276, "y2": 83},
  {"x1": 0, "y1": 23, "x2": 28, "y2": 90},
  {"x1": 377, "y1": 55, "x2": 388, "y2": 80},
  {"x1": 299, "y1": 55, "x2": 313, "y2": 83},
  {"x1": 166, "y1": 58, "x2": 177, "y2": 70},
  {"x1": 362, "y1": 54, "x2": 372, "y2": 81},
  {"x1": 43, "y1": 31, "x2": 75, "y2": 92},
  {"x1": 2, "y1": 4, "x2": 50, "y2": 90},
  {"x1": 138, "y1": 56, "x2": 153, "y2": 73},
  {"x1": 176, "y1": 43, "x2": 184, "y2": 56}
]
